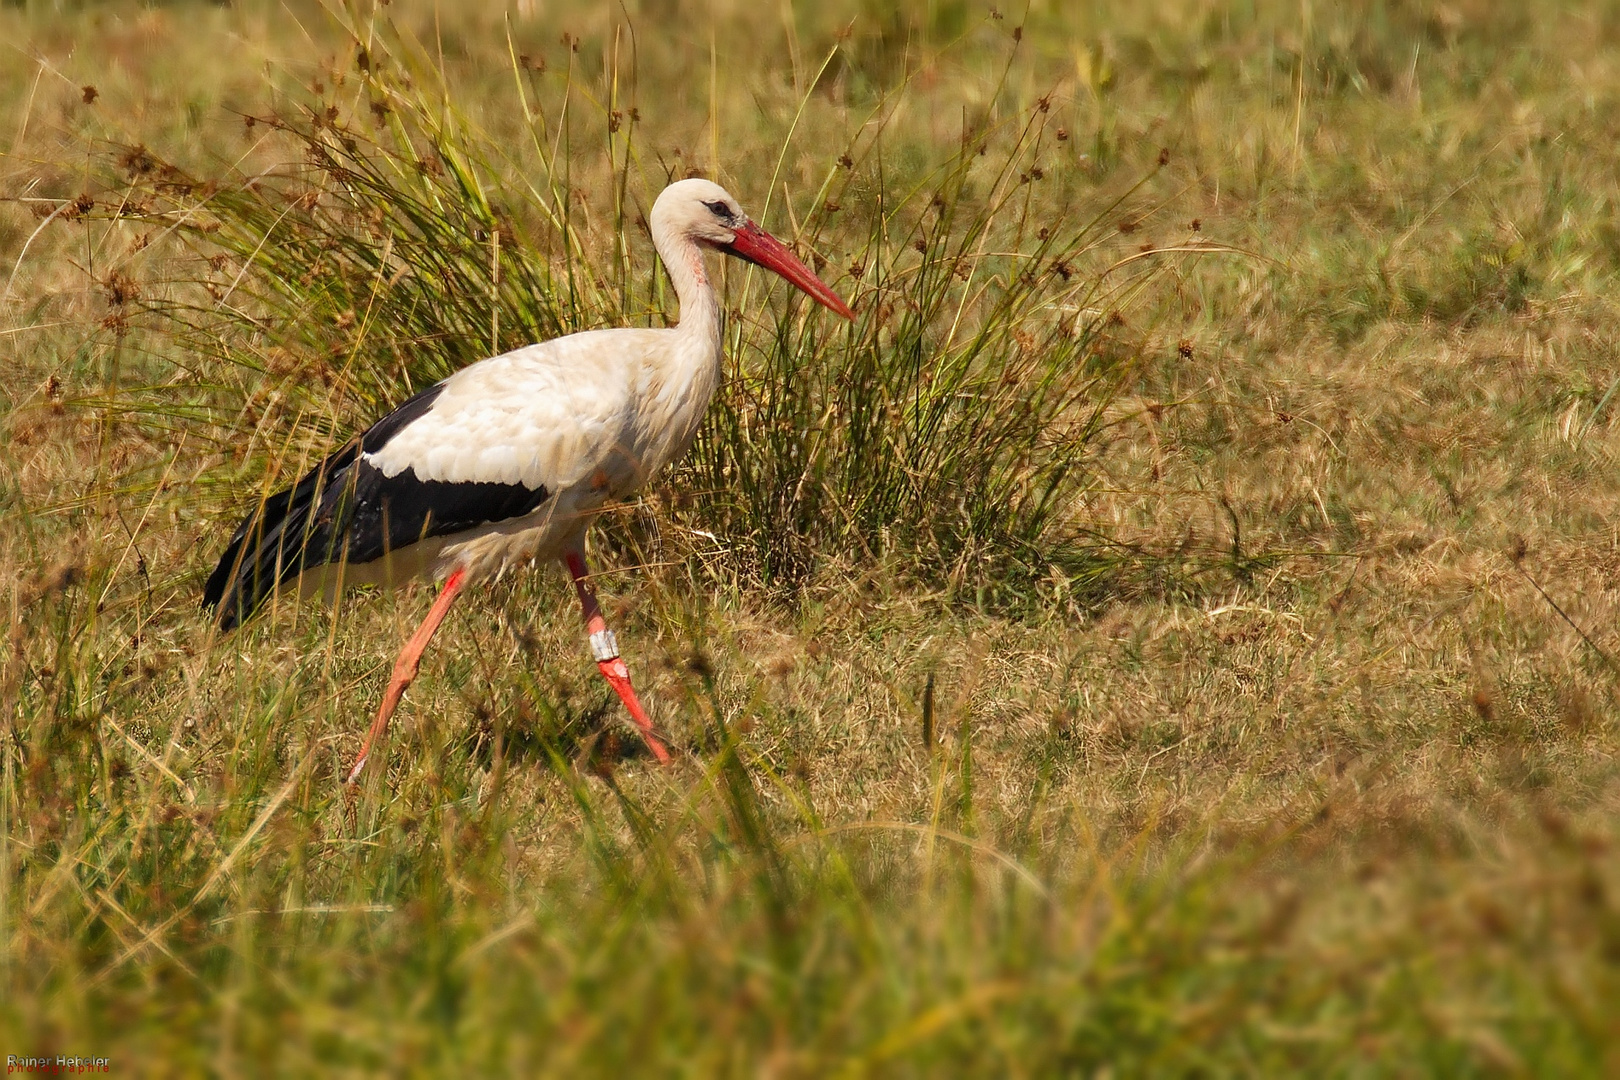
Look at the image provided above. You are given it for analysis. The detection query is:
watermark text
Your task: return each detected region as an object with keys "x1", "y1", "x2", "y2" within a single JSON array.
[{"x1": 6, "y1": 1058, "x2": 111, "y2": 1074}]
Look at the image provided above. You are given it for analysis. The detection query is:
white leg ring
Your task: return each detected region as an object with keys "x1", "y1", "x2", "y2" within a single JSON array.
[{"x1": 589, "y1": 629, "x2": 620, "y2": 662}]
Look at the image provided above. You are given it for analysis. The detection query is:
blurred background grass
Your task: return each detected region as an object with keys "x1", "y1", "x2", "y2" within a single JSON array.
[{"x1": 3, "y1": 0, "x2": 1620, "y2": 1073}]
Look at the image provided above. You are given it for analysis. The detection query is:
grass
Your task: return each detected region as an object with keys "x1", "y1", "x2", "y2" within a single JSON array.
[{"x1": 3, "y1": 0, "x2": 1620, "y2": 1074}]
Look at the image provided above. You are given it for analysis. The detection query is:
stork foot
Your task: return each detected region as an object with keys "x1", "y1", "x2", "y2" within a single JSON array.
[{"x1": 596, "y1": 657, "x2": 672, "y2": 764}]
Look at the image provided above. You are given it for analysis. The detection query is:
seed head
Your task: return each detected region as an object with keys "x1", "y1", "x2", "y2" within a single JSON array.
[
  {"x1": 103, "y1": 272, "x2": 140, "y2": 307},
  {"x1": 118, "y1": 144, "x2": 157, "y2": 177}
]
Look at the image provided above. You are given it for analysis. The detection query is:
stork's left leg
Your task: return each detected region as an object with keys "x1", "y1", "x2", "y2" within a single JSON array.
[
  {"x1": 565, "y1": 549, "x2": 672, "y2": 764},
  {"x1": 346, "y1": 568, "x2": 468, "y2": 784}
]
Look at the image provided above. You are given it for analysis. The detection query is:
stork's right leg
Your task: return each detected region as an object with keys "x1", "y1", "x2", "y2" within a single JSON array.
[
  {"x1": 346, "y1": 568, "x2": 468, "y2": 784},
  {"x1": 564, "y1": 549, "x2": 672, "y2": 764}
]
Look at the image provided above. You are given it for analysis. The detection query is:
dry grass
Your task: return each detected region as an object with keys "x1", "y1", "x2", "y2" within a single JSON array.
[{"x1": 2, "y1": 0, "x2": 1619, "y2": 1074}]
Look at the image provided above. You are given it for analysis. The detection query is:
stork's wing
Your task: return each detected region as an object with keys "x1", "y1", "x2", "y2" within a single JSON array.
[
  {"x1": 362, "y1": 334, "x2": 644, "y2": 490},
  {"x1": 203, "y1": 332, "x2": 646, "y2": 630}
]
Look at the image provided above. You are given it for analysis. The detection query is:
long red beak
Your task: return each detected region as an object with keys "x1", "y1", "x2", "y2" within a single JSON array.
[{"x1": 722, "y1": 221, "x2": 854, "y2": 320}]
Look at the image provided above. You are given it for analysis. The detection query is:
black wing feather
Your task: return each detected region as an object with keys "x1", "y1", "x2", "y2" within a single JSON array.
[
  {"x1": 204, "y1": 382, "x2": 550, "y2": 631},
  {"x1": 200, "y1": 440, "x2": 359, "y2": 613}
]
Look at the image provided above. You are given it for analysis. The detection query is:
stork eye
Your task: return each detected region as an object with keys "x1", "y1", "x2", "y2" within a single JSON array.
[{"x1": 702, "y1": 199, "x2": 732, "y2": 220}]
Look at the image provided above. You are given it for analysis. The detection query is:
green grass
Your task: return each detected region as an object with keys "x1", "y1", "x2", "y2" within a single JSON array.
[{"x1": 3, "y1": 0, "x2": 1620, "y2": 1074}]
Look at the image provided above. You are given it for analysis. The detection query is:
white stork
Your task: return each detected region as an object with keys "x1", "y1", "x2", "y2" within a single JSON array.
[{"x1": 203, "y1": 178, "x2": 853, "y2": 781}]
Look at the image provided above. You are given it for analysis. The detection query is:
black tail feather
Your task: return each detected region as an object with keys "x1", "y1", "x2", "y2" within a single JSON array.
[{"x1": 203, "y1": 442, "x2": 360, "y2": 631}]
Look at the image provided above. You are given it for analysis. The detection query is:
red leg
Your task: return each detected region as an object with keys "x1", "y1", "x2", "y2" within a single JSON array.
[
  {"x1": 346, "y1": 568, "x2": 468, "y2": 784},
  {"x1": 565, "y1": 549, "x2": 671, "y2": 764}
]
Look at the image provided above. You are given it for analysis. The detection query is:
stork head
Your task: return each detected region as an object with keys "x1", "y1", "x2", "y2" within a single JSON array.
[{"x1": 651, "y1": 178, "x2": 854, "y2": 320}]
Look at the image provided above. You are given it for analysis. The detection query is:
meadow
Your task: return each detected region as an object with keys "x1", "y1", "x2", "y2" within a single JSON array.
[{"x1": 2, "y1": 0, "x2": 1618, "y2": 1073}]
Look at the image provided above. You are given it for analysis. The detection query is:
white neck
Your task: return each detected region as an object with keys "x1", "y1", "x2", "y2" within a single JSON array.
[
  {"x1": 652, "y1": 221, "x2": 722, "y2": 348},
  {"x1": 629, "y1": 214, "x2": 725, "y2": 475}
]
